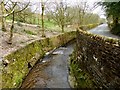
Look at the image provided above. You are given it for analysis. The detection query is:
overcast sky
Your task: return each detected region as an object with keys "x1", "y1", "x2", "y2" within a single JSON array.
[
  {"x1": 66, "y1": 0, "x2": 105, "y2": 18},
  {"x1": 36, "y1": 0, "x2": 105, "y2": 18},
  {"x1": 11, "y1": 0, "x2": 106, "y2": 18}
]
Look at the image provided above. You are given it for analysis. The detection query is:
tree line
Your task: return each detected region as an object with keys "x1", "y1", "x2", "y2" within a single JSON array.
[
  {"x1": 98, "y1": 1, "x2": 120, "y2": 35},
  {"x1": 0, "y1": 0, "x2": 104, "y2": 44}
]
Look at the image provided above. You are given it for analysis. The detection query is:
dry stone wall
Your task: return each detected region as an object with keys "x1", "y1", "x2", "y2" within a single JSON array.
[{"x1": 75, "y1": 30, "x2": 120, "y2": 88}]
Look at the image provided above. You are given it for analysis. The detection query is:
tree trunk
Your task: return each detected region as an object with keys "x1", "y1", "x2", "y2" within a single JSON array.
[
  {"x1": 1, "y1": 1, "x2": 6, "y2": 32},
  {"x1": 38, "y1": 16, "x2": 40, "y2": 25},
  {"x1": 23, "y1": 12, "x2": 25, "y2": 23},
  {"x1": 1, "y1": 16, "x2": 6, "y2": 31},
  {"x1": 114, "y1": 17, "x2": 119, "y2": 25},
  {"x1": 30, "y1": 15, "x2": 32, "y2": 24},
  {"x1": 41, "y1": 1, "x2": 45, "y2": 37},
  {"x1": 33, "y1": 17, "x2": 35, "y2": 24},
  {"x1": 113, "y1": 16, "x2": 119, "y2": 27},
  {"x1": 8, "y1": 11, "x2": 15, "y2": 44},
  {"x1": 62, "y1": 24, "x2": 64, "y2": 32}
]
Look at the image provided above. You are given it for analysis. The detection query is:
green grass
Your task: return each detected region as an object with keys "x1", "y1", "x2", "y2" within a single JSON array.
[
  {"x1": 69, "y1": 50, "x2": 94, "y2": 88},
  {"x1": 6, "y1": 16, "x2": 76, "y2": 33},
  {"x1": 26, "y1": 17, "x2": 56, "y2": 28},
  {"x1": 23, "y1": 30, "x2": 37, "y2": 35},
  {"x1": 44, "y1": 20, "x2": 55, "y2": 28}
]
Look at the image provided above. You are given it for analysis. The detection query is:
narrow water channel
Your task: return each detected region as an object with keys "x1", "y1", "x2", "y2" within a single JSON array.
[{"x1": 21, "y1": 41, "x2": 75, "y2": 88}]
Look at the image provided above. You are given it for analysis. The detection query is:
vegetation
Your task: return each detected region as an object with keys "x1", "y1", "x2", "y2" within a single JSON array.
[
  {"x1": 23, "y1": 29, "x2": 37, "y2": 35},
  {"x1": 46, "y1": 1, "x2": 103, "y2": 31},
  {"x1": 99, "y1": 1, "x2": 120, "y2": 35},
  {"x1": 46, "y1": 1, "x2": 75, "y2": 32},
  {"x1": 0, "y1": 0, "x2": 30, "y2": 44},
  {"x1": 69, "y1": 49, "x2": 94, "y2": 88},
  {"x1": 0, "y1": 0, "x2": 103, "y2": 44},
  {"x1": 1, "y1": 0, "x2": 117, "y2": 88}
]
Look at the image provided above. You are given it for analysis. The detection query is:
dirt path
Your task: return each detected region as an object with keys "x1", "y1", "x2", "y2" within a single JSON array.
[{"x1": 21, "y1": 41, "x2": 75, "y2": 88}]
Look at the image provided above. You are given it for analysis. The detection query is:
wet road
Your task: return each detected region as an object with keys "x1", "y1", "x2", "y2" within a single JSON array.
[
  {"x1": 89, "y1": 24, "x2": 120, "y2": 39},
  {"x1": 21, "y1": 41, "x2": 75, "y2": 88}
]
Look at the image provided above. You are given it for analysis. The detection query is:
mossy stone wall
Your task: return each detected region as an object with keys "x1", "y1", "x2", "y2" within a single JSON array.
[
  {"x1": 72, "y1": 30, "x2": 120, "y2": 88},
  {"x1": 79, "y1": 23, "x2": 100, "y2": 30},
  {"x1": 2, "y1": 31, "x2": 76, "y2": 88}
]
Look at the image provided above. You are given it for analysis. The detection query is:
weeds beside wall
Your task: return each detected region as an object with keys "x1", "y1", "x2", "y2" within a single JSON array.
[{"x1": 70, "y1": 30, "x2": 120, "y2": 88}]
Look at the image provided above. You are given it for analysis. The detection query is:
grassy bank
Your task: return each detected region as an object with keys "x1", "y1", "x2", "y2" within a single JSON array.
[
  {"x1": 69, "y1": 49, "x2": 94, "y2": 88},
  {"x1": 111, "y1": 24, "x2": 120, "y2": 36}
]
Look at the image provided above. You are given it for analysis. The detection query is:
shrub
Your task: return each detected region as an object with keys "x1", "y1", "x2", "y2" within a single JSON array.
[{"x1": 111, "y1": 24, "x2": 120, "y2": 36}]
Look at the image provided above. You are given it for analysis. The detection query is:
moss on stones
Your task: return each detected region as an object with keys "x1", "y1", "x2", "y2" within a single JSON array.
[
  {"x1": 69, "y1": 49, "x2": 94, "y2": 88},
  {"x1": 73, "y1": 29, "x2": 120, "y2": 88},
  {"x1": 2, "y1": 31, "x2": 76, "y2": 88}
]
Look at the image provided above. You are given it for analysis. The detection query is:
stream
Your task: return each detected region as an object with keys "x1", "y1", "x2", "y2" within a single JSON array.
[{"x1": 21, "y1": 41, "x2": 75, "y2": 88}]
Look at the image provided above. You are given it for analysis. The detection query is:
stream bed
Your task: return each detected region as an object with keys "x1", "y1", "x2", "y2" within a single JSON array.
[{"x1": 21, "y1": 41, "x2": 75, "y2": 88}]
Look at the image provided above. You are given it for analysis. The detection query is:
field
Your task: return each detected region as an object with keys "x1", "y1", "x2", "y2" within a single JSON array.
[{"x1": 0, "y1": 18, "x2": 76, "y2": 58}]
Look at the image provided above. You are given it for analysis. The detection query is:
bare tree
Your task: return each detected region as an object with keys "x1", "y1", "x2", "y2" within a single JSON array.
[
  {"x1": 2, "y1": 0, "x2": 30, "y2": 44},
  {"x1": 74, "y1": 2, "x2": 90, "y2": 26},
  {"x1": 34, "y1": 0, "x2": 47, "y2": 37},
  {"x1": 46, "y1": 1, "x2": 74, "y2": 32},
  {"x1": 15, "y1": 4, "x2": 32, "y2": 23},
  {"x1": 41, "y1": 0, "x2": 45, "y2": 37},
  {"x1": 0, "y1": 0, "x2": 17, "y2": 32},
  {"x1": 1, "y1": 1, "x2": 7, "y2": 31}
]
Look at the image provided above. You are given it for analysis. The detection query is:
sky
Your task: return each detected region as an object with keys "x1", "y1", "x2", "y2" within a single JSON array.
[
  {"x1": 9, "y1": 0, "x2": 106, "y2": 19},
  {"x1": 33, "y1": 0, "x2": 106, "y2": 19},
  {"x1": 65, "y1": 0, "x2": 106, "y2": 18}
]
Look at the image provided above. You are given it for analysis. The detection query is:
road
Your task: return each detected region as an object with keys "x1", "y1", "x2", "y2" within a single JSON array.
[
  {"x1": 21, "y1": 41, "x2": 75, "y2": 88},
  {"x1": 89, "y1": 24, "x2": 120, "y2": 39}
]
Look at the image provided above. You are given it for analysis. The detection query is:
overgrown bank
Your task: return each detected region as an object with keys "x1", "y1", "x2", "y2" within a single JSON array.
[
  {"x1": 108, "y1": 23, "x2": 120, "y2": 36},
  {"x1": 69, "y1": 49, "x2": 94, "y2": 88},
  {"x1": 2, "y1": 31, "x2": 76, "y2": 88},
  {"x1": 69, "y1": 30, "x2": 120, "y2": 88}
]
